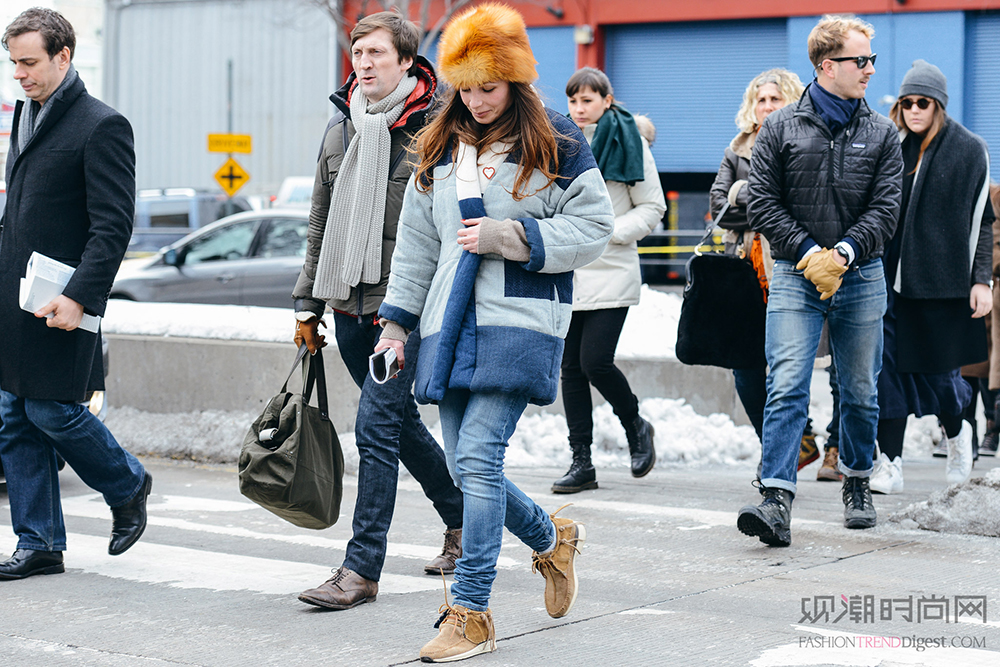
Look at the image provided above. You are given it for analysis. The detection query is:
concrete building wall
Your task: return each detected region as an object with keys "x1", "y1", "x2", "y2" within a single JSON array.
[{"x1": 103, "y1": 0, "x2": 337, "y2": 195}]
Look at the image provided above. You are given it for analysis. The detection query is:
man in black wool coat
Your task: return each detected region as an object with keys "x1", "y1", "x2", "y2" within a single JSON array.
[{"x1": 0, "y1": 7, "x2": 151, "y2": 581}]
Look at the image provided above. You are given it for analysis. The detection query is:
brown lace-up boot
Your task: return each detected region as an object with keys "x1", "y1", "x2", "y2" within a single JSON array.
[
  {"x1": 424, "y1": 528, "x2": 462, "y2": 575},
  {"x1": 817, "y1": 446, "x2": 843, "y2": 481}
]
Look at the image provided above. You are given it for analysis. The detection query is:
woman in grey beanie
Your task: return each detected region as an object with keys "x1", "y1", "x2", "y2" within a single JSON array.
[{"x1": 869, "y1": 60, "x2": 995, "y2": 494}]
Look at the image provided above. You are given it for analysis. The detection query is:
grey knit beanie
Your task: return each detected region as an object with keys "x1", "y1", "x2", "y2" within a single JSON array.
[{"x1": 898, "y1": 59, "x2": 948, "y2": 108}]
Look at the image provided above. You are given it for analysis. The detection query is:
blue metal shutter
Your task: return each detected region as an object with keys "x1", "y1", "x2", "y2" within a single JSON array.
[
  {"x1": 966, "y1": 12, "x2": 1000, "y2": 172},
  {"x1": 605, "y1": 20, "x2": 787, "y2": 172},
  {"x1": 526, "y1": 27, "x2": 578, "y2": 109}
]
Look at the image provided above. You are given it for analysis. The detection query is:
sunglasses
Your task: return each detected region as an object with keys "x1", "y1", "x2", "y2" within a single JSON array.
[
  {"x1": 827, "y1": 54, "x2": 877, "y2": 69},
  {"x1": 900, "y1": 97, "x2": 932, "y2": 110}
]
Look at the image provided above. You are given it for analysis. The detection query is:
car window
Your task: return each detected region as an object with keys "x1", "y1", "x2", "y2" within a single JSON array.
[
  {"x1": 257, "y1": 218, "x2": 307, "y2": 258},
  {"x1": 182, "y1": 220, "x2": 257, "y2": 264}
]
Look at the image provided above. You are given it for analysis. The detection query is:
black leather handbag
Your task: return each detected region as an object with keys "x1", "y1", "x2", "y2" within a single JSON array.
[
  {"x1": 238, "y1": 345, "x2": 344, "y2": 529},
  {"x1": 675, "y1": 203, "x2": 767, "y2": 370}
]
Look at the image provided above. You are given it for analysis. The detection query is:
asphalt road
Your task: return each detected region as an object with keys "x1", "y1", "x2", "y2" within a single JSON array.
[{"x1": 1, "y1": 455, "x2": 999, "y2": 666}]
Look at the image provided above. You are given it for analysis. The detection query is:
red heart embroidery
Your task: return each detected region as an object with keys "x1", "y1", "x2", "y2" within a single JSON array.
[{"x1": 482, "y1": 166, "x2": 496, "y2": 180}]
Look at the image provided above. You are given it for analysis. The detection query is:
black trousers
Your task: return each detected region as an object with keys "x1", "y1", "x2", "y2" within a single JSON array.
[{"x1": 560, "y1": 307, "x2": 639, "y2": 448}]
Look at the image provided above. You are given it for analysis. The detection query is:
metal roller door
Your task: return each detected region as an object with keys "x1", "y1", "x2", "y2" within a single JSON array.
[
  {"x1": 966, "y1": 12, "x2": 1000, "y2": 173},
  {"x1": 605, "y1": 20, "x2": 788, "y2": 173}
]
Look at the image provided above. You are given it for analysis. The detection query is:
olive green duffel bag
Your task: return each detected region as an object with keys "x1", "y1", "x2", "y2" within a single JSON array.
[{"x1": 239, "y1": 344, "x2": 344, "y2": 529}]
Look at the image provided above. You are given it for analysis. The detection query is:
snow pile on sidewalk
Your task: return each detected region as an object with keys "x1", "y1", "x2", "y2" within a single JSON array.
[
  {"x1": 889, "y1": 467, "x2": 1000, "y2": 537},
  {"x1": 106, "y1": 407, "x2": 258, "y2": 464},
  {"x1": 108, "y1": 395, "x2": 759, "y2": 472}
]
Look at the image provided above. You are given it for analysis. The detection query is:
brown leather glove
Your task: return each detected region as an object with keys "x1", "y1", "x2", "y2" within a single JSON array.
[
  {"x1": 293, "y1": 318, "x2": 327, "y2": 354},
  {"x1": 796, "y1": 249, "x2": 847, "y2": 301}
]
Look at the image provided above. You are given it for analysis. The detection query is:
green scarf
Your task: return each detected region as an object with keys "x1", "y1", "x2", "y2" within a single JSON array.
[{"x1": 588, "y1": 103, "x2": 644, "y2": 185}]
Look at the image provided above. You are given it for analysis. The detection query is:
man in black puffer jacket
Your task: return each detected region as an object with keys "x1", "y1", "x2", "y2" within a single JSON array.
[{"x1": 737, "y1": 14, "x2": 902, "y2": 547}]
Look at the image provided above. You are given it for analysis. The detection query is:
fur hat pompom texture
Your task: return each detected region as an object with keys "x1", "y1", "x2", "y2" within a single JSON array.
[{"x1": 437, "y1": 2, "x2": 538, "y2": 89}]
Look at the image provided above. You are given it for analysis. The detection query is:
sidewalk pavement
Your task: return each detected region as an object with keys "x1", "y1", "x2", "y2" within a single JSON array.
[{"x1": 1, "y1": 452, "x2": 999, "y2": 666}]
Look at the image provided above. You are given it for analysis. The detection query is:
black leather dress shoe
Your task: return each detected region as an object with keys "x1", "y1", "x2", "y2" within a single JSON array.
[
  {"x1": 109, "y1": 472, "x2": 153, "y2": 556},
  {"x1": 0, "y1": 549, "x2": 65, "y2": 580}
]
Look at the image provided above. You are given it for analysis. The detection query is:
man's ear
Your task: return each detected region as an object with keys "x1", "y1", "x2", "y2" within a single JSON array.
[
  {"x1": 400, "y1": 56, "x2": 414, "y2": 72},
  {"x1": 55, "y1": 46, "x2": 71, "y2": 71}
]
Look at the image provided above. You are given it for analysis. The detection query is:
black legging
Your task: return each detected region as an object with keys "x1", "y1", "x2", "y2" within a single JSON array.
[{"x1": 560, "y1": 308, "x2": 639, "y2": 448}]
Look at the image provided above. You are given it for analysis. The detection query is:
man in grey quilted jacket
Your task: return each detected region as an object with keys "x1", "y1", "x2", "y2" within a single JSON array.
[{"x1": 737, "y1": 14, "x2": 902, "y2": 546}]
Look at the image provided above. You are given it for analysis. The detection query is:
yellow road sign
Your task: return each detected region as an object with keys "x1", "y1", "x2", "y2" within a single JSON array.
[
  {"x1": 207, "y1": 133, "x2": 252, "y2": 154},
  {"x1": 214, "y1": 157, "x2": 250, "y2": 197}
]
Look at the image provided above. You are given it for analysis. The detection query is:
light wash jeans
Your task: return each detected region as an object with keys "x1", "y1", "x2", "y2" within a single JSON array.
[
  {"x1": 438, "y1": 389, "x2": 556, "y2": 611},
  {"x1": 0, "y1": 389, "x2": 147, "y2": 552},
  {"x1": 760, "y1": 259, "x2": 885, "y2": 495}
]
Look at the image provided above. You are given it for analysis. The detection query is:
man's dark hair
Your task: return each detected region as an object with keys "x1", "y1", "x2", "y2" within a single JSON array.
[
  {"x1": 2, "y1": 7, "x2": 76, "y2": 60},
  {"x1": 350, "y1": 11, "x2": 419, "y2": 74}
]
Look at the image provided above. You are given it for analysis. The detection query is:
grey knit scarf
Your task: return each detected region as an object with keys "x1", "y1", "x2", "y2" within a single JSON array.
[
  {"x1": 313, "y1": 75, "x2": 418, "y2": 300},
  {"x1": 17, "y1": 65, "x2": 78, "y2": 153}
]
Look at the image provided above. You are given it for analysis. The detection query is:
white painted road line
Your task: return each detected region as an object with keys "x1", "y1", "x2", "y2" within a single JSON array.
[
  {"x1": 0, "y1": 532, "x2": 440, "y2": 596},
  {"x1": 567, "y1": 497, "x2": 832, "y2": 528},
  {"x1": 39, "y1": 493, "x2": 519, "y2": 567}
]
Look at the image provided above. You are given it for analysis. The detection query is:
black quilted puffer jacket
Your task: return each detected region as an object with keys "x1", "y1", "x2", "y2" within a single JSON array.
[{"x1": 747, "y1": 84, "x2": 903, "y2": 264}]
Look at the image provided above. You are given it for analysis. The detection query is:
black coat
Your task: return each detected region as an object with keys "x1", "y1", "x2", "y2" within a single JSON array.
[
  {"x1": 892, "y1": 118, "x2": 994, "y2": 299},
  {"x1": 0, "y1": 75, "x2": 135, "y2": 402},
  {"x1": 748, "y1": 84, "x2": 903, "y2": 263}
]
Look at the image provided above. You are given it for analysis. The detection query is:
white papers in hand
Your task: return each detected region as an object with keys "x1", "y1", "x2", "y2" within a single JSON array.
[{"x1": 19, "y1": 252, "x2": 101, "y2": 333}]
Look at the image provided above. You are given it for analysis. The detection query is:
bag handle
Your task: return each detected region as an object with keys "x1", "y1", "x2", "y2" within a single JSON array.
[
  {"x1": 280, "y1": 344, "x2": 331, "y2": 422},
  {"x1": 280, "y1": 344, "x2": 311, "y2": 393},
  {"x1": 694, "y1": 200, "x2": 731, "y2": 255}
]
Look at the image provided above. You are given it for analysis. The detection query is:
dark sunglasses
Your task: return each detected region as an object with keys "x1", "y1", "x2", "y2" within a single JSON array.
[
  {"x1": 827, "y1": 53, "x2": 877, "y2": 69},
  {"x1": 900, "y1": 97, "x2": 932, "y2": 110}
]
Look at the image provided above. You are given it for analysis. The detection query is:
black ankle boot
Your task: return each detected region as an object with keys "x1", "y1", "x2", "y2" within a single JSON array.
[
  {"x1": 551, "y1": 443, "x2": 597, "y2": 494},
  {"x1": 624, "y1": 415, "x2": 655, "y2": 478},
  {"x1": 737, "y1": 486, "x2": 793, "y2": 547}
]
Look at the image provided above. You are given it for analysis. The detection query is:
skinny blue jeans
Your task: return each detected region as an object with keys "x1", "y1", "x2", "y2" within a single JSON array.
[
  {"x1": 760, "y1": 260, "x2": 885, "y2": 495},
  {"x1": 438, "y1": 389, "x2": 556, "y2": 611}
]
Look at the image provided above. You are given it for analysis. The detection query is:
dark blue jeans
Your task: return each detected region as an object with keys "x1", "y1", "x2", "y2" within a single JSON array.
[
  {"x1": 333, "y1": 312, "x2": 464, "y2": 582},
  {"x1": 0, "y1": 389, "x2": 147, "y2": 552}
]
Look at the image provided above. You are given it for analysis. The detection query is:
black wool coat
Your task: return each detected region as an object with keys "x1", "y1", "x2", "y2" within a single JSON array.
[{"x1": 1, "y1": 75, "x2": 135, "y2": 402}]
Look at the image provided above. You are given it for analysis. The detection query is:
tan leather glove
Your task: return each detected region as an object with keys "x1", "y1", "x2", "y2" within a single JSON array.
[
  {"x1": 293, "y1": 318, "x2": 327, "y2": 354},
  {"x1": 796, "y1": 249, "x2": 847, "y2": 301}
]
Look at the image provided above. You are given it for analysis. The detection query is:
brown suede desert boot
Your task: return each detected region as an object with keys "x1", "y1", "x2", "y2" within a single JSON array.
[
  {"x1": 419, "y1": 604, "x2": 495, "y2": 663},
  {"x1": 531, "y1": 504, "x2": 586, "y2": 618},
  {"x1": 298, "y1": 566, "x2": 377, "y2": 610}
]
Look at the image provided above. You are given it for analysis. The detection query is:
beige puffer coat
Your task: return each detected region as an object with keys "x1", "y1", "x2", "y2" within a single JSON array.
[{"x1": 571, "y1": 123, "x2": 666, "y2": 310}]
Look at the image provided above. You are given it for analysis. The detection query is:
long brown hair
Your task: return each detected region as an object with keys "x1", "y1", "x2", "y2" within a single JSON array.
[
  {"x1": 414, "y1": 82, "x2": 560, "y2": 201},
  {"x1": 889, "y1": 98, "x2": 947, "y2": 174}
]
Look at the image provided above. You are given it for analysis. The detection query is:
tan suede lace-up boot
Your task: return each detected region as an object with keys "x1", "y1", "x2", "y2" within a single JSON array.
[
  {"x1": 419, "y1": 603, "x2": 496, "y2": 662},
  {"x1": 531, "y1": 504, "x2": 586, "y2": 618}
]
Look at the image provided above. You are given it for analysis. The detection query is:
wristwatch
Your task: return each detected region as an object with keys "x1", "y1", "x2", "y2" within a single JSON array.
[{"x1": 834, "y1": 245, "x2": 851, "y2": 263}]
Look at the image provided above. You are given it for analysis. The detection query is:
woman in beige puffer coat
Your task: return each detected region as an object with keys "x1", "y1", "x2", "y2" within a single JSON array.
[{"x1": 552, "y1": 67, "x2": 666, "y2": 494}]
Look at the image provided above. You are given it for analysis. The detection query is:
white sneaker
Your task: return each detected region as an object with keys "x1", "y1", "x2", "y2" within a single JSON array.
[
  {"x1": 869, "y1": 452, "x2": 904, "y2": 495},
  {"x1": 945, "y1": 421, "x2": 974, "y2": 485}
]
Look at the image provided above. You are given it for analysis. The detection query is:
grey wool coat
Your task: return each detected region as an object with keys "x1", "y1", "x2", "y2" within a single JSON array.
[{"x1": 1, "y1": 74, "x2": 135, "y2": 402}]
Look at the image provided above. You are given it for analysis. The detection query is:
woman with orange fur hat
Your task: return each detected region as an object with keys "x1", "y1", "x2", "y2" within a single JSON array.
[{"x1": 373, "y1": 3, "x2": 614, "y2": 662}]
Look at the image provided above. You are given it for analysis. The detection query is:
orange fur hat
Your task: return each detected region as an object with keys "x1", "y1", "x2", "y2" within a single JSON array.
[{"x1": 437, "y1": 3, "x2": 538, "y2": 89}]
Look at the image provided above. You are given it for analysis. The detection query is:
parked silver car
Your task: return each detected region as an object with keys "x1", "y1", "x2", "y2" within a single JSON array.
[{"x1": 111, "y1": 209, "x2": 309, "y2": 308}]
